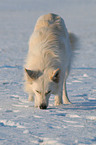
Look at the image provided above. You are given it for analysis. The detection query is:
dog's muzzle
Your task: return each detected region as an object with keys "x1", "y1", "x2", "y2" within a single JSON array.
[{"x1": 39, "y1": 103, "x2": 47, "y2": 109}]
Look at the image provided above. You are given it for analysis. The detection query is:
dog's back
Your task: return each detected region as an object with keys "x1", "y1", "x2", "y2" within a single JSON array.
[
  {"x1": 34, "y1": 13, "x2": 67, "y2": 34},
  {"x1": 26, "y1": 13, "x2": 71, "y2": 72}
]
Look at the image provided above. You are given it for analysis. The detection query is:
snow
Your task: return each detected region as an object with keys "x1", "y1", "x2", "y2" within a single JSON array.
[{"x1": 0, "y1": 0, "x2": 96, "y2": 144}]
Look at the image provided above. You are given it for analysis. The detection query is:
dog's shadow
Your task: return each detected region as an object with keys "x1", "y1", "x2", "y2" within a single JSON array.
[
  {"x1": 48, "y1": 99, "x2": 96, "y2": 111},
  {"x1": 47, "y1": 99, "x2": 96, "y2": 119}
]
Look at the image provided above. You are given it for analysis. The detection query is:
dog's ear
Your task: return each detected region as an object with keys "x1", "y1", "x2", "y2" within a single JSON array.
[
  {"x1": 25, "y1": 68, "x2": 41, "y2": 80},
  {"x1": 51, "y1": 68, "x2": 60, "y2": 83}
]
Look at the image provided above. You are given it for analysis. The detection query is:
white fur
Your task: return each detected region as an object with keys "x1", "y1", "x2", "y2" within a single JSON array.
[{"x1": 24, "y1": 13, "x2": 77, "y2": 109}]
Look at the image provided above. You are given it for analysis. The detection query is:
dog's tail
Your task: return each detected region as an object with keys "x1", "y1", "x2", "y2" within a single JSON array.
[{"x1": 69, "y1": 32, "x2": 78, "y2": 50}]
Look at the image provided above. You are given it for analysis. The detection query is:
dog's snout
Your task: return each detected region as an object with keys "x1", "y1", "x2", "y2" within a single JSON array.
[{"x1": 40, "y1": 103, "x2": 47, "y2": 109}]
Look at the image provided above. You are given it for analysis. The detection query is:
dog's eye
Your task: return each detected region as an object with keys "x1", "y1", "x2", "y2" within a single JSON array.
[
  {"x1": 36, "y1": 90, "x2": 41, "y2": 94},
  {"x1": 45, "y1": 90, "x2": 51, "y2": 95}
]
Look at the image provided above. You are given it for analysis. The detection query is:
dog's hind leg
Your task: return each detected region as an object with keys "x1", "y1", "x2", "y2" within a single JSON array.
[
  {"x1": 54, "y1": 91, "x2": 63, "y2": 106},
  {"x1": 62, "y1": 79, "x2": 71, "y2": 104}
]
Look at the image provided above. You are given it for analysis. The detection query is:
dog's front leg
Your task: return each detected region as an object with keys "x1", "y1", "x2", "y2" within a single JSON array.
[{"x1": 28, "y1": 94, "x2": 34, "y2": 102}]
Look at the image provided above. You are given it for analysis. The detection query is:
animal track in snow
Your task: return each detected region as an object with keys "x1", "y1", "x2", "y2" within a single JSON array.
[
  {"x1": 23, "y1": 129, "x2": 30, "y2": 134},
  {"x1": 12, "y1": 104, "x2": 29, "y2": 108},
  {"x1": 72, "y1": 80, "x2": 82, "y2": 83},
  {"x1": 39, "y1": 137, "x2": 63, "y2": 145},
  {"x1": 86, "y1": 116, "x2": 96, "y2": 120},
  {"x1": 0, "y1": 120, "x2": 25, "y2": 128},
  {"x1": 10, "y1": 95, "x2": 19, "y2": 99},
  {"x1": 68, "y1": 124, "x2": 84, "y2": 128},
  {"x1": 83, "y1": 73, "x2": 89, "y2": 77},
  {"x1": 64, "y1": 120, "x2": 77, "y2": 124},
  {"x1": 13, "y1": 110, "x2": 20, "y2": 113},
  {"x1": 88, "y1": 97, "x2": 96, "y2": 100},
  {"x1": 33, "y1": 115, "x2": 43, "y2": 118},
  {"x1": 10, "y1": 95, "x2": 28, "y2": 103},
  {"x1": 67, "y1": 114, "x2": 81, "y2": 118},
  {"x1": 11, "y1": 94, "x2": 32, "y2": 108}
]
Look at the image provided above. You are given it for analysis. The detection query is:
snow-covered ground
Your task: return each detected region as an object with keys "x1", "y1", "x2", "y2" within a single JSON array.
[{"x1": 0, "y1": 0, "x2": 96, "y2": 144}]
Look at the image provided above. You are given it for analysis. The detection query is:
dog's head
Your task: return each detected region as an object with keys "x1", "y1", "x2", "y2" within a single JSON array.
[{"x1": 25, "y1": 68, "x2": 60, "y2": 109}]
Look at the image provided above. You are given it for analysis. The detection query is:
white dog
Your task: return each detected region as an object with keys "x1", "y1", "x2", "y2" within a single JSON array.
[{"x1": 24, "y1": 13, "x2": 77, "y2": 109}]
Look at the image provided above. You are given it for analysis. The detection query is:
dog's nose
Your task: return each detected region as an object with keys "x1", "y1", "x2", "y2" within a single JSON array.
[{"x1": 40, "y1": 103, "x2": 47, "y2": 109}]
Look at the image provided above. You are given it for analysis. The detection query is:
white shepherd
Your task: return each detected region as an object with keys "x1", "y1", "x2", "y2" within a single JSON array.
[{"x1": 24, "y1": 13, "x2": 77, "y2": 109}]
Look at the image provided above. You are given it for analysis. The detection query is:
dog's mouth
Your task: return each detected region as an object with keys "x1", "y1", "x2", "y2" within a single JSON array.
[{"x1": 39, "y1": 103, "x2": 47, "y2": 109}]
